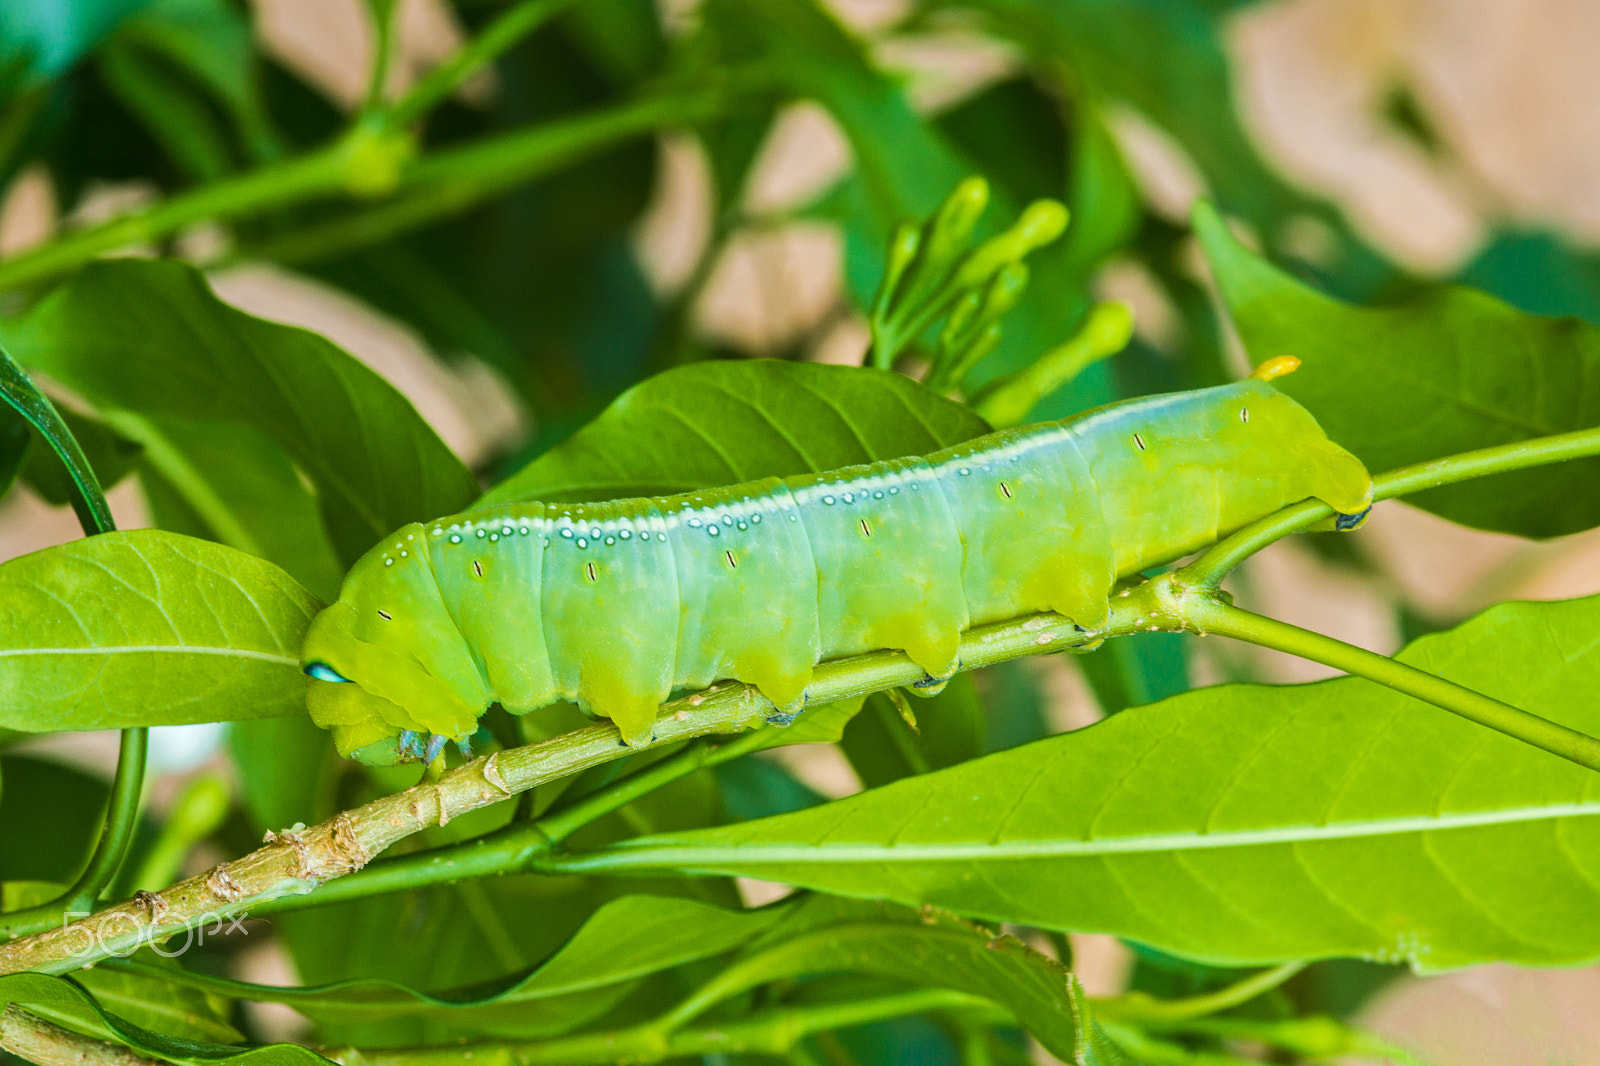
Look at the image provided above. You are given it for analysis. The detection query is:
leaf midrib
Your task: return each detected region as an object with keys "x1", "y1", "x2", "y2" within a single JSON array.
[
  {"x1": 0, "y1": 646, "x2": 299, "y2": 664},
  {"x1": 572, "y1": 800, "x2": 1600, "y2": 867}
]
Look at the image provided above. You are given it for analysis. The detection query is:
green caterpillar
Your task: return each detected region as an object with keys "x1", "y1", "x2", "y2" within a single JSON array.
[{"x1": 302, "y1": 359, "x2": 1372, "y2": 764}]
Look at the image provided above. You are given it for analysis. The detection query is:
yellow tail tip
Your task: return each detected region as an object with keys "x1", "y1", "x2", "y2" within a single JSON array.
[{"x1": 1251, "y1": 355, "x2": 1301, "y2": 381}]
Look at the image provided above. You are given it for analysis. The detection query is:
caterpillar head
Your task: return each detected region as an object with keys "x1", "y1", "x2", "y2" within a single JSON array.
[{"x1": 301, "y1": 524, "x2": 490, "y2": 765}]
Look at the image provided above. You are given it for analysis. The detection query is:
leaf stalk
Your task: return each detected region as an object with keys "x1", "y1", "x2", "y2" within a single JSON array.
[
  {"x1": 1179, "y1": 595, "x2": 1600, "y2": 773},
  {"x1": 1182, "y1": 423, "x2": 1600, "y2": 589}
]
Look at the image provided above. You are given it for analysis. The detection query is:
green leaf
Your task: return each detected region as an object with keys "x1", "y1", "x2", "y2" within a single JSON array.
[
  {"x1": 300, "y1": 14, "x2": 661, "y2": 415},
  {"x1": 133, "y1": 416, "x2": 343, "y2": 602},
  {"x1": 675, "y1": 896, "x2": 1118, "y2": 1065},
  {"x1": 1060, "y1": 100, "x2": 1143, "y2": 282},
  {"x1": 115, "y1": 895, "x2": 794, "y2": 1043},
  {"x1": 697, "y1": 0, "x2": 967, "y2": 229},
  {"x1": 112, "y1": 0, "x2": 279, "y2": 163},
  {"x1": 0, "y1": 259, "x2": 479, "y2": 564},
  {"x1": 0, "y1": 529, "x2": 319, "y2": 731},
  {"x1": 550, "y1": 593, "x2": 1600, "y2": 971},
  {"x1": 563, "y1": 0, "x2": 666, "y2": 84},
  {"x1": 1194, "y1": 201, "x2": 1600, "y2": 538},
  {"x1": 690, "y1": 1, "x2": 1110, "y2": 400},
  {"x1": 963, "y1": 0, "x2": 1301, "y2": 228},
  {"x1": 0, "y1": 756, "x2": 115, "y2": 881},
  {"x1": 0, "y1": 0, "x2": 154, "y2": 91},
  {"x1": 0, "y1": 972, "x2": 324, "y2": 1066},
  {"x1": 1460, "y1": 229, "x2": 1600, "y2": 327},
  {"x1": 75, "y1": 966, "x2": 242, "y2": 1045},
  {"x1": 272, "y1": 882, "x2": 760, "y2": 1043},
  {"x1": 479, "y1": 360, "x2": 990, "y2": 505},
  {"x1": 2, "y1": 881, "x2": 63, "y2": 911},
  {"x1": 227, "y1": 714, "x2": 336, "y2": 836},
  {"x1": 936, "y1": 79, "x2": 1067, "y2": 207},
  {"x1": 978, "y1": 657, "x2": 1052, "y2": 752},
  {"x1": 99, "y1": 34, "x2": 236, "y2": 181},
  {"x1": 272, "y1": 749, "x2": 742, "y2": 1041},
  {"x1": 0, "y1": 339, "x2": 113, "y2": 534},
  {"x1": 716, "y1": 753, "x2": 825, "y2": 821}
]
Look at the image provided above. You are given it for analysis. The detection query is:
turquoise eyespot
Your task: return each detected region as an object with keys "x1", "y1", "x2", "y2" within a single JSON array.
[{"x1": 304, "y1": 661, "x2": 351, "y2": 683}]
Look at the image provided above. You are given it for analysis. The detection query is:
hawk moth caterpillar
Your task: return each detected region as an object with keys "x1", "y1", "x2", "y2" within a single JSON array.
[{"x1": 302, "y1": 360, "x2": 1372, "y2": 764}]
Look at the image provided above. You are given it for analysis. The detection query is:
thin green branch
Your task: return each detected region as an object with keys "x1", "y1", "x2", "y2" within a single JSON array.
[
  {"x1": 0, "y1": 728, "x2": 148, "y2": 938},
  {"x1": 67, "y1": 727, "x2": 149, "y2": 910},
  {"x1": 0, "y1": 83, "x2": 725, "y2": 293},
  {"x1": 1183, "y1": 423, "x2": 1600, "y2": 589},
  {"x1": 654, "y1": 926, "x2": 996, "y2": 1032},
  {"x1": 361, "y1": 0, "x2": 399, "y2": 116},
  {"x1": 1121, "y1": 1013, "x2": 1419, "y2": 1062},
  {"x1": 384, "y1": 0, "x2": 579, "y2": 128},
  {"x1": 253, "y1": 87, "x2": 723, "y2": 266},
  {"x1": 1181, "y1": 597, "x2": 1600, "y2": 773},
  {"x1": 0, "y1": 147, "x2": 359, "y2": 291},
  {"x1": 536, "y1": 728, "x2": 777, "y2": 842},
  {"x1": 0, "y1": 350, "x2": 145, "y2": 938},
  {"x1": 254, "y1": 728, "x2": 778, "y2": 913},
  {"x1": 1094, "y1": 961, "x2": 1305, "y2": 1024}
]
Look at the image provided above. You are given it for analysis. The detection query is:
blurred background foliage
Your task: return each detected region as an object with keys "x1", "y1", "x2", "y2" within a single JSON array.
[{"x1": 3, "y1": 0, "x2": 1600, "y2": 1062}]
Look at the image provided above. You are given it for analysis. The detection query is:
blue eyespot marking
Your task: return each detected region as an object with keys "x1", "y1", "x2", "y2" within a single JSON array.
[{"x1": 305, "y1": 662, "x2": 350, "y2": 683}]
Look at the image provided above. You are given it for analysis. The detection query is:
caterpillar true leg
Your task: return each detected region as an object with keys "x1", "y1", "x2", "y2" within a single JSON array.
[{"x1": 423, "y1": 733, "x2": 447, "y2": 764}]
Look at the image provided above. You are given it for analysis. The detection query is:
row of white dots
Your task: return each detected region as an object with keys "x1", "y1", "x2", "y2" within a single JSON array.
[{"x1": 381, "y1": 444, "x2": 1054, "y2": 566}]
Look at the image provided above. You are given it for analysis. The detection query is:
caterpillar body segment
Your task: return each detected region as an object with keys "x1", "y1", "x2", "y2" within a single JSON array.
[{"x1": 302, "y1": 377, "x2": 1372, "y2": 763}]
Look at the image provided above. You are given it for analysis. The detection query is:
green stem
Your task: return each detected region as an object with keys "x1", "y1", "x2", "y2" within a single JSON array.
[
  {"x1": 69, "y1": 726, "x2": 149, "y2": 910},
  {"x1": 103, "y1": 414, "x2": 267, "y2": 559},
  {"x1": 260, "y1": 727, "x2": 779, "y2": 913},
  {"x1": 1094, "y1": 961, "x2": 1304, "y2": 1023},
  {"x1": 654, "y1": 925, "x2": 985, "y2": 1031},
  {"x1": 0, "y1": 147, "x2": 355, "y2": 291},
  {"x1": 872, "y1": 696, "x2": 930, "y2": 774},
  {"x1": 1184, "y1": 597, "x2": 1600, "y2": 773},
  {"x1": 536, "y1": 728, "x2": 776, "y2": 842},
  {"x1": 0, "y1": 356, "x2": 142, "y2": 936},
  {"x1": 1183, "y1": 424, "x2": 1600, "y2": 589},
  {"x1": 324, "y1": 988, "x2": 995, "y2": 1066},
  {"x1": 973, "y1": 301, "x2": 1133, "y2": 427},
  {"x1": 255, "y1": 89, "x2": 719, "y2": 266},
  {"x1": 361, "y1": 0, "x2": 399, "y2": 115},
  {"x1": 1122, "y1": 1014, "x2": 1416, "y2": 1062},
  {"x1": 0, "y1": 726, "x2": 144, "y2": 939},
  {"x1": 385, "y1": 0, "x2": 579, "y2": 128},
  {"x1": 0, "y1": 83, "x2": 723, "y2": 293}
]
